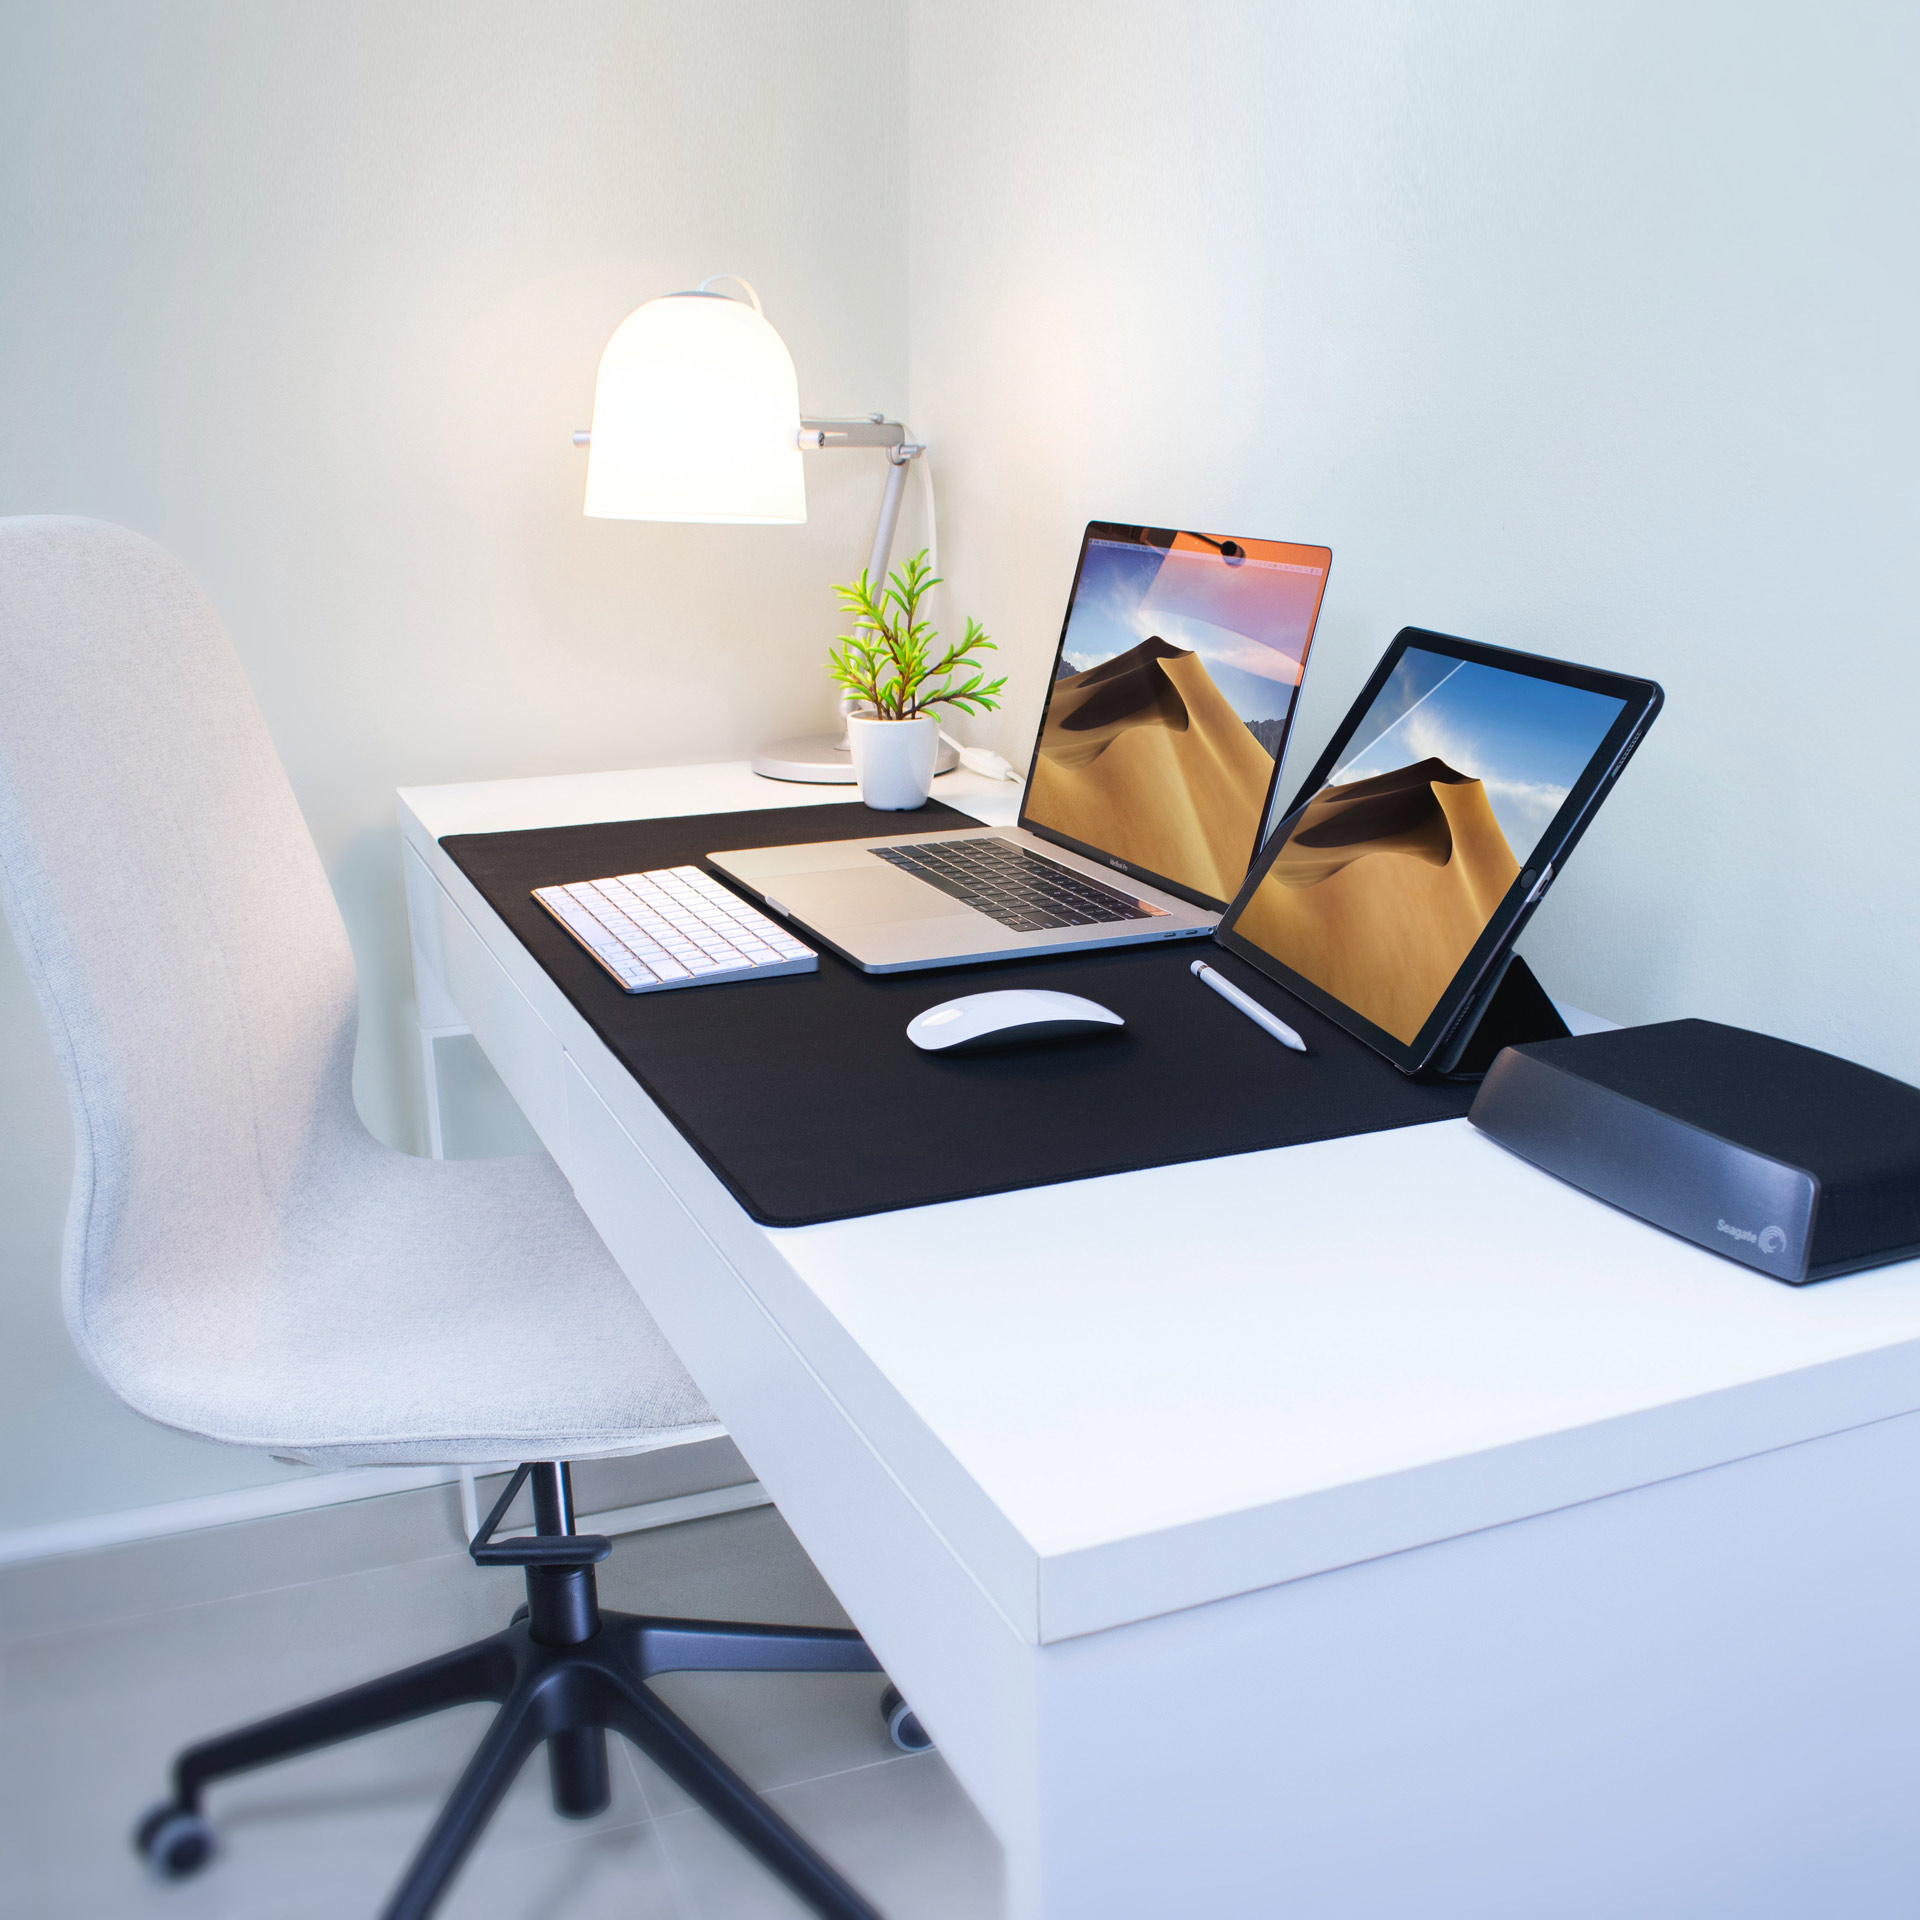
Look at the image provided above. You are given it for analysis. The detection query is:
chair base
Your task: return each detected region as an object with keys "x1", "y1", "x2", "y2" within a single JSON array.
[{"x1": 136, "y1": 1596, "x2": 893, "y2": 1920}]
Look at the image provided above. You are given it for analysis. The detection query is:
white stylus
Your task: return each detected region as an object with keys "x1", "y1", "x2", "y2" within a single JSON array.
[{"x1": 1190, "y1": 959, "x2": 1307, "y2": 1052}]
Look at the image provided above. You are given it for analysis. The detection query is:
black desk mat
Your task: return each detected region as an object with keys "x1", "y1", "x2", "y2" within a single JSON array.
[{"x1": 441, "y1": 800, "x2": 1474, "y2": 1226}]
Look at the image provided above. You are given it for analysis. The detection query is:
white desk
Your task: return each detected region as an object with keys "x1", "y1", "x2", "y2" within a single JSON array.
[{"x1": 400, "y1": 761, "x2": 1920, "y2": 1920}]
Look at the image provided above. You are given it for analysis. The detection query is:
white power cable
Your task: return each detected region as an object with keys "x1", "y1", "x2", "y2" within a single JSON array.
[
  {"x1": 939, "y1": 731, "x2": 1019, "y2": 782},
  {"x1": 695, "y1": 272, "x2": 762, "y2": 312},
  {"x1": 916, "y1": 446, "x2": 1017, "y2": 780},
  {"x1": 916, "y1": 442, "x2": 938, "y2": 589}
]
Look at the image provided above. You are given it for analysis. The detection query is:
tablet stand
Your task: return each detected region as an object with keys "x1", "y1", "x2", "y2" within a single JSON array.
[{"x1": 1431, "y1": 953, "x2": 1570, "y2": 1081}]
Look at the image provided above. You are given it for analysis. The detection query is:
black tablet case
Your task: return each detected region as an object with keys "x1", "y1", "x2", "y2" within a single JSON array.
[
  {"x1": 1211, "y1": 627, "x2": 1657, "y2": 1078},
  {"x1": 441, "y1": 800, "x2": 1475, "y2": 1225}
]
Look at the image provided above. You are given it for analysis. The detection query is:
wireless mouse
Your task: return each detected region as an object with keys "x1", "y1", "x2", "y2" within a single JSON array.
[{"x1": 906, "y1": 988, "x2": 1125, "y2": 1053}]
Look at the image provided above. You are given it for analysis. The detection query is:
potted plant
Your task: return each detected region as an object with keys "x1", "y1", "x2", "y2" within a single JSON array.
[{"x1": 827, "y1": 551, "x2": 1005, "y2": 810}]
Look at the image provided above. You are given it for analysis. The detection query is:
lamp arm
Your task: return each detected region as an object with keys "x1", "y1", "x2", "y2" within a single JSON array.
[
  {"x1": 866, "y1": 452, "x2": 912, "y2": 589},
  {"x1": 569, "y1": 416, "x2": 903, "y2": 452},
  {"x1": 793, "y1": 414, "x2": 929, "y2": 589},
  {"x1": 829, "y1": 449, "x2": 917, "y2": 745},
  {"x1": 567, "y1": 409, "x2": 943, "y2": 746},
  {"x1": 797, "y1": 416, "x2": 905, "y2": 451},
  {"x1": 789, "y1": 419, "x2": 935, "y2": 746}
]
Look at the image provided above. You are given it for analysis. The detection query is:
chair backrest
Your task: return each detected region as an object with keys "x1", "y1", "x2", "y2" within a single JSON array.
[{"x1": 0, "y1": 517, "x2": 361, "y2": 1391}]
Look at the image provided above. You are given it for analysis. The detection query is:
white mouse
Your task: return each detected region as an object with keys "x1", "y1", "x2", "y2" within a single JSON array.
[{"x1": 906, "y1": 988, "x2": 1125, "y2": 1053}]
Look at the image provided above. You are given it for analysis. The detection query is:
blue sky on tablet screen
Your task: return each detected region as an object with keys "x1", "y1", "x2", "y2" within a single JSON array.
[{"x1": 1331, "y1": 649, "x2": 1626, "y2": 854}]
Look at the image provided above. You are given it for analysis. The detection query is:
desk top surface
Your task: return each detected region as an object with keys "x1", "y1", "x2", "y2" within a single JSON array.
[{"x1": 401, "y1": 761, "x2": 1920, "y2": 1642}]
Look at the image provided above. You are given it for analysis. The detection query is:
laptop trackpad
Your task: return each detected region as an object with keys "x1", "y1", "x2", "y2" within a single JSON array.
[{"x1": 772, "y1": 865, "x2": 976, "y2": 930}]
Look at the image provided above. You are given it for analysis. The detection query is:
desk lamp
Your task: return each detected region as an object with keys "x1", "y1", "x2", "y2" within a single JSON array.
[{"x1": 574, "y1": 275, "x2": 956, "y2": 783}]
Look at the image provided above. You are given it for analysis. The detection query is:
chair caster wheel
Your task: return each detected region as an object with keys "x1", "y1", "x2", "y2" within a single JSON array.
[
  {"x1": 880, "y1": 1683, "x2": 932, "y2": 1753},
  {"x1": 135, "y1": 1803, "x2": 216, "y2": 1879}
]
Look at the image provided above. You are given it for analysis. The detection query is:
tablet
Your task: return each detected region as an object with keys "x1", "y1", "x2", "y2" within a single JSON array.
[{"x1": 1214, "y1": 629, "x2": 1663, "y2": 1076}]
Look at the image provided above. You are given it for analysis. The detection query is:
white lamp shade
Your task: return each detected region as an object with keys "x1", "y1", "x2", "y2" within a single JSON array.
[{"x1": 583, "y1": 292, "x2": 806, "y2": 524}]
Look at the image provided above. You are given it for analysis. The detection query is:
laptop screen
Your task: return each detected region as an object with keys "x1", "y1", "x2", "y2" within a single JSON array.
[{"x1": 1020, "y1": 524, "x2": 1332, "y2": 908}]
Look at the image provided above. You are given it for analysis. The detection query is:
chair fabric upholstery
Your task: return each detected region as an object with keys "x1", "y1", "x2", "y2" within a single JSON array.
[{"x1": 0, "y1": 516, "x2": 716, "y2": 1466}]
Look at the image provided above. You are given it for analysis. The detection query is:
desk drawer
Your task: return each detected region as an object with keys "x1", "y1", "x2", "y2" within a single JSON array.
[{"x1": 416, "y1": 852, "x2": 569, "y2": 1154}]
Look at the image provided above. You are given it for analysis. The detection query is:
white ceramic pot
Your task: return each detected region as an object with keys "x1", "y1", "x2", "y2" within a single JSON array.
[{"x1": 847, "y1": 713, "x2": 940, "y2": 811}]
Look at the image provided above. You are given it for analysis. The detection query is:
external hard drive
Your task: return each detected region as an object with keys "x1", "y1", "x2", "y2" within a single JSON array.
[{"x1": 1469, "y1": 1019, "x2": 1920, "y2": 1284}]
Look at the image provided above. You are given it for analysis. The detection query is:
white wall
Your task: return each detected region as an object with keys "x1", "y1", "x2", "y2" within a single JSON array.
[
  {"x1": 908, "y1": 0, "x2": 1920, "y2": 1072},
  {"x1": 0, "y1": 0, "x2": 908, "y2": 1529},
  {"x1": 6, "y1": 0, "x2": 1917, "y2": 1536}
]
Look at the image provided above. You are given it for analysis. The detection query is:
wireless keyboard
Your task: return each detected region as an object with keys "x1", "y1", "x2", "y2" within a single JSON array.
[{"x1": 533, "y1": 866, "x2": 816, "y2": 993}]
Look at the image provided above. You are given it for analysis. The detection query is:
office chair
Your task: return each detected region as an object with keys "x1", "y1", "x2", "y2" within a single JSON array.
[{"x1": 0, "y1": 517, "x2": 915, "y2": 1920}]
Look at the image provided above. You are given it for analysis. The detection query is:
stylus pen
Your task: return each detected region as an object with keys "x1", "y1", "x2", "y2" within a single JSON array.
[{"x1": 1191, "y1": 958, "x2": 1307, "y2": 1052}]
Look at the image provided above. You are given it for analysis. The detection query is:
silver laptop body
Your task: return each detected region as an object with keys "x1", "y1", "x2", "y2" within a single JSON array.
[
  {"x1": 708, "y1": 521, "x2": 1331, "y2": 974},
  {"x1": 706, "y1": 825, "x2": 1218, "y2": 974}
]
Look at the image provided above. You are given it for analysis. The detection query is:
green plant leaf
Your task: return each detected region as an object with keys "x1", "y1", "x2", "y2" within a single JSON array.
[{"x1": 824, "y1": 548, "x2": 1000, "y2": 721}]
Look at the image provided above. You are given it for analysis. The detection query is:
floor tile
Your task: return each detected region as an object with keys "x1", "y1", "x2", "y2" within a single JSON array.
[
  {"x1": 434, "y1": 1817, "x2": 688, "y2": 1920},
  {"x1": 628, "y1": 1670, "x2": 904, "y2": 1816},
  {"x1": 594, "y1": 1504, "x2": 855, "y2": 1630},
  {"x1": 0, "y1": 1480, "x2": 471, "y2": 1645},
  {"x1": 5, "y1": 1776, "x2": 683, "y2": 1920},
  {"x1": 650, "y1": 1750, "x2": 1002, "y2": 1920},
  {"x1": 2, "y1": 1553, "x2": 640, "y2": 1918},
  {"x1": 1, "y1": 1503, "x2": 999, "y2": 1920}
]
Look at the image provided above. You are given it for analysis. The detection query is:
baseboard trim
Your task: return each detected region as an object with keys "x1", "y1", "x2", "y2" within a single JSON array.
[
  {"x1": 503, "y1": 1480, "x2": 772, "y2": 1541},
  {"x1": 0, "y1": 1455, "x2": 771, "y2": 1570},
  {"x1": 0, "y1": 1465, "x2": 468, "y2": 1568}
]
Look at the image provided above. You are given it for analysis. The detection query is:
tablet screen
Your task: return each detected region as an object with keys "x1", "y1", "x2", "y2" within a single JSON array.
[{"x1": 1230, "y1": 646, "x2": 1629, "y2": 1045}]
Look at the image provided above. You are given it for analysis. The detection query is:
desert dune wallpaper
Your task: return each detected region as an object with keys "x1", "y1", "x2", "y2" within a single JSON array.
[
  {"x1": 1026, "y1": 530, "x2": 1329, "y2": 902},
  {"x1": 1232, "y1": 650, "x2": 1627, "y2": 1043}
]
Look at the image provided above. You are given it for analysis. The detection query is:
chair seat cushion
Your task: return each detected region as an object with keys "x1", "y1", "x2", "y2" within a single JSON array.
[{"x1": 78, "y1": 1140, "x2": 719, "y2": 1468}]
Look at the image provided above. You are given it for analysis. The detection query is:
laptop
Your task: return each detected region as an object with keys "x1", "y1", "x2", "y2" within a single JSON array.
[{"x1": 708, "y1": 522, "x2": 1333, "y2": 973}]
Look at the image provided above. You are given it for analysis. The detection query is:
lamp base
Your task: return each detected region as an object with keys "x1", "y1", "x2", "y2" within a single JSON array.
[{"x1": 751, "y1": 731, "x2": 959, "y2": 785}]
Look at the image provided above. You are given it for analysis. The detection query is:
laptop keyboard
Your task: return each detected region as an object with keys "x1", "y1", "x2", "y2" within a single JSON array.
[
  {"x1": 533, "y1": 867, "x2": 816, "y2": 992},
  {"x1": 871, "y1": 838, "x2": 1167, "y2": 933}
]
